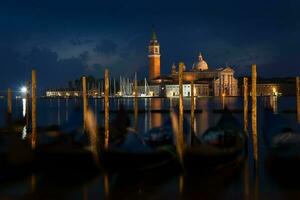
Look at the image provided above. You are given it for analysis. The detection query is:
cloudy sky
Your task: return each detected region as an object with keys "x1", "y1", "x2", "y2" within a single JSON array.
[{"x1": 0, "y1": 0, "x2": 299, "y2": 91}]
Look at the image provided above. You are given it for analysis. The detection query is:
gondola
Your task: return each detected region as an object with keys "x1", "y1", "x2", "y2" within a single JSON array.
[
  {"x1": 0, "y1": 133, "x2": 33, "y2": 182},
  {"x1": 184, "y1": 109, "x2": 245, "y2": 173},
  {"x1": 34, "y1": 136, "x2": 98, "y2": 170},
  {"x1": 33, "y1": 109, "x2": 101, "y2": 180},
  {"x1": 99, "y1": 125, "x2": 178, "y2": 172},
  {"x1": 99, "y1": 107, "x2": 179, "y2": 172},
  {"x1": 263, "y1": 109, "x2": 300, "y2": 183}
]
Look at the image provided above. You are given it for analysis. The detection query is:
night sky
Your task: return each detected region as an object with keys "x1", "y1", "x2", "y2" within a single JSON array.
[{"x1": 1, "y1": 0, "x2": 300, "y2": 91}]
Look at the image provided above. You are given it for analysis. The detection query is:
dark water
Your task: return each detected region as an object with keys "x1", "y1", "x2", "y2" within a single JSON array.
[{"x1": 0, "y1": 97, "x2": 299, "y2": 199}]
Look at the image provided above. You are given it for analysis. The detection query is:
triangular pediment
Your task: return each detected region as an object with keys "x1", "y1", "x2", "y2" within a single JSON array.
[{"x1": 221, "y1": 67, "x2": 234, "y2": 72}]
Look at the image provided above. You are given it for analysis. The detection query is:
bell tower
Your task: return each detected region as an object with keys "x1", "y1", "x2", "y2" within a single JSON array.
[{"x1": 148, "y1": 31, "x2": 160, "y2": 80}]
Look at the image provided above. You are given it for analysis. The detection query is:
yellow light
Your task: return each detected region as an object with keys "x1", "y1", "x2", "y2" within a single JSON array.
[{"x1": 272, "y1": 87, "x2": 278, "y2": 96}]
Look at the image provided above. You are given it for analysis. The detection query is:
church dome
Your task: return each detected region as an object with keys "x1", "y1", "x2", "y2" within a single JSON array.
[{"x1": 195, "y1": 53, "x2": 208, "y2": 71}]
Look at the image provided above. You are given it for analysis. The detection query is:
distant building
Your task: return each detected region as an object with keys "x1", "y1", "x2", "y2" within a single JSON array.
[
  {"x1": 164, "y1": 83, "x2": 209, "y2": 97},
  {"x1": 238, "y1": 77, "x2": 297, "y2": 96},
  {"x1": 148, "y1": 31, "x2": 238, "y2": 97},
  {"x1": 45, "y1": 90, "x2": 81, "y2": 97},
  {"x1": 45, "y1": 89, "x2": 99, "y2": 98}
]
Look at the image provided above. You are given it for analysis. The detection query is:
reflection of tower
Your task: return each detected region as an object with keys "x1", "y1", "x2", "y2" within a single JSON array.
[
  {"x1": 148, "y1": 31, "x2": 160, "y2": 80},
  {"x1": 151, "y1": 98, "x2": 162, "y2": 128}
]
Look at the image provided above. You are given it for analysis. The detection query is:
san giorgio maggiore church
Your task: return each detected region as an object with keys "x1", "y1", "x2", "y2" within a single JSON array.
[{"x1": 145, "y1": 32, "x2": 238, "y2": 97}]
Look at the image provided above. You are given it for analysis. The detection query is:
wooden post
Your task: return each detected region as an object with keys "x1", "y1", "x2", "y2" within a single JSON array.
[
  {"x1": 104, "y1": 173, "x2": 110, "y2": 200},
  {"x1": 31, "y1": 70, "x2": 37, "y2": 150},
  {"x1": 134, "y1": 78, "x2": 138, "y2": 131},
  {"x1": 30, "y1": 174, "x2": 37, "y2": 195},
  {"x1": 251, "y1": 64, "x2": 260, "y2": 199},
  {"x1": 190, "y1": 81, "x2": 195, "y2": 134},
  {"x1": 296, "y1": 76, "x2": 299, "y2": 121},
  {"x1": 82, "y1": 76, "x2": 88, "y2": 131},
  {"x1": 243, "y1": 77, "x2": 250, "y2": 199},
  {"x1": 179, "y1": 175, "x2": 184, "y2": 197},
  {"x1": 7, "y1": 88, "x2": 12, "y2": 114},
  {"x1": 178, "y1": 62, "x2": 184, "y2": 161},
  {"x1": 104, "y1": 69, "x2": 110, "y2": 149},
  {"x1": 243, "y1": 77, "x2": 248, "y2": 133},
  {"x1": 251, "y1": 65, "x2": 257, "y2": 135},
  {"x1": 251, "y1": 64, "x2": 258, "y2": 162}
]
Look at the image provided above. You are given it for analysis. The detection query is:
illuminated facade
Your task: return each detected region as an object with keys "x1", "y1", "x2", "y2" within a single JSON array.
[{"x1": 165, "y1": 83, "x2": 209, "y2": 97}]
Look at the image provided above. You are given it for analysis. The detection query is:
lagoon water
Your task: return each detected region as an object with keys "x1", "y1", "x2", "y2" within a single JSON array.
[{"x1": 0, "y1": 96, "x2": 299, "y2": 199}]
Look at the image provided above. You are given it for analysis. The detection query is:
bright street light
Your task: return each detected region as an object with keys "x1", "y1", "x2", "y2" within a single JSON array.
[{"x1": 21, "y1": 86, "x2": 27, "y2": 94}]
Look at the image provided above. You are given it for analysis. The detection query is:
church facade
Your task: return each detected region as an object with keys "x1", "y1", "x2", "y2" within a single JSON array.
[{"x1": 148, "y1": 32, "x2": 238, "y2": 97}]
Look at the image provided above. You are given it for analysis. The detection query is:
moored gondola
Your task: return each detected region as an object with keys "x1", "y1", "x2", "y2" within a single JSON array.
[
  {"x1": 99, "y1": 105, "x2": 180, "y2": 172},
  {"x1": 263, "y1": 109, "x2": 300, "y2": 184},
  {"x1": 184, "y1": 109, "x2": 245, "y2": 173},
  {"x1": 0, "y1": 133, "x2": 33, "y2": 182},
  {"x1": 99, "y1": 124, "x2": 179, "y2": 172}
]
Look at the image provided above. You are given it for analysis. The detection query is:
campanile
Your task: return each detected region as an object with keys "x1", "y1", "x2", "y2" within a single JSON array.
[{"x1": 148, "y1": 31, "x2": 160, "y2": 80}]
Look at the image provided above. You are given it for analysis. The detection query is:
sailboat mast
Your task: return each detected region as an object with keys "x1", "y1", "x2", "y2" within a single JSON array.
[
  {"x1": 113, "y1": 78, "x2": 116, "y2": 96},
  {"x1": 144, "y1": 78, "x2": 146, "y2": 95}
]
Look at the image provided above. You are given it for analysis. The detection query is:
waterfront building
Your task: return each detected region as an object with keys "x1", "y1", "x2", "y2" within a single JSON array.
[
  {"x1": 45, "y1": 89, "x2": 99, "y2": 98},
  {"x1": 148, "y1": 32, "x2": 238, "y2": 97},
  {"x1": 238, "y1": 77, "x2": 297, "y2": 96}
]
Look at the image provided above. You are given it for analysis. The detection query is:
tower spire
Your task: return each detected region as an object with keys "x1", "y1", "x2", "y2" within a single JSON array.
[
  {"x1": 151, "y1": 25, "x2": 158, "y2": 41},
  {"x1": 152, "y1": 31, "x2": 157, "y2": 41}
]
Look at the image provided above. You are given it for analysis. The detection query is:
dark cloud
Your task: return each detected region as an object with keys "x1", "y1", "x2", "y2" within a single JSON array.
[
  {"x1": 78, "y1": 51, "x2": 89, "y2": 62},
  {"x1": 70, "y1": 38, "x2": 93, "y2": 46},
  {"x1": 93, "y1": 39, "x2": 118, "y2": 56},
  {"x1": 23, "y1": 47, "x2": 87, "y2": 90}
]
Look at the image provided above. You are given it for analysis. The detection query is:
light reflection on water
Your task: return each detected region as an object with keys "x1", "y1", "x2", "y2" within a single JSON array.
[
  {"x1": 0, "y1": 96, "x2": 299, "y2": 199},
  {"x1": 22, "y1": 98, "x2": 27, "y2": 139},
  {"x1": 22, "y1": 98, "x2": 26, "y2": 117},
  {"x1": 22, "y1": 126, "x2": 27, "y2": 139}
]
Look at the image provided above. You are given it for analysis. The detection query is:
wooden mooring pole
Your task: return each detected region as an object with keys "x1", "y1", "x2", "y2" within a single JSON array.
[
  {"x1": 178, "y1": 62, "x2": 185, "y2": 162},
  {"x1": 82, "y1": 76, "x2": 88, "y2": 131},
  {"x1": 243, "y1": 77, "x2": 250, "y2": 199},
  {"x1": 7, "y1": 88, "x2": 12, "y2": 115},
  {"x1": 104, "y1": 173, "x2": 110, "y2": 200},
  {"x1": 296, "y1": 76, "x2": 300, "y2": 123},
  {"x1": 190, "y1": 81, "x2": 195, "y2": 135},
  {"x1": 243, "y1": 77, "x2": 248, "y2": 133},
  {"x1": 251, "y1": 64, "x2": 260, "y2": 199},
  {"x1": 104, "y1": 69, "x2": 110, "y2": 149},
  {"x1": 251, "y1": 64, "x2": 257, "y2": 160},
  {"x1": 31, "y1": 70, "x2": 37, "y2": 150}
]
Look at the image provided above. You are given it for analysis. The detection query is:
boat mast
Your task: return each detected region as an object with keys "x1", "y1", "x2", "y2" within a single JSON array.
[
  {"x1": 113, "y1": 78, "x2": 116, "y2": 96},
  {"x1": 144, "y1": 78, "x2": 147, "y2": 95}
]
